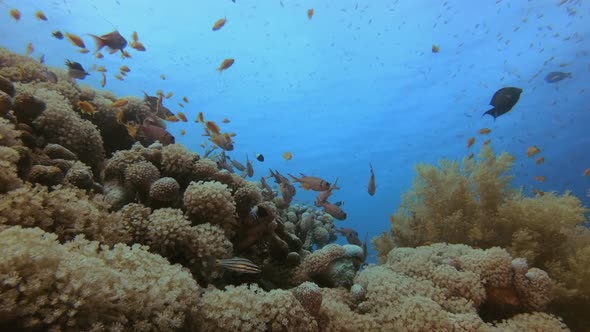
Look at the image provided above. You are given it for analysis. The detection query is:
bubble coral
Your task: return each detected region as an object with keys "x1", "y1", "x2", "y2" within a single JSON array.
[
  {"x1": 160, "y1": 143, "x2": 199, "y2": 187},
  {"x1": 149, "y1": 177, "x2": 180, "y2": 203},
  {"x1": 0, "y1": 146, "x2": 22, "y2": 193},
  {"x1": 124, "y1": 160, "x2": 160, "y2": 193},
  {"x1": 0, "y1": 226, "x2": 200, "y2": 331},
  {"x1": 194, "y1": 284, "x2": 318, "y2": 332},
  {"x1": 64, "y1": 161, "x2": 94, "y2": 190},
  {"x1": 0, "y1": 183, "x2": 129, "y2": 245},
  {"x1": 27, "y1": 165, "x2": 64, "y2": 187},
  {"x1": 21, "y1": 86, "x2": 105, "y2": 172},
  {"x1": 183, "y1": 180, "x2": 238, "y2": 237}
]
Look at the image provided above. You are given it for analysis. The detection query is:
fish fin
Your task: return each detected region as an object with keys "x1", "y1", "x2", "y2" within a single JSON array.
[
  {"x1": 88, "y1": 34, "x2": 106, "y2": 53},
  {"x1": 287, "y1": 173, "x2": 299, "y2": 182},
  {"x1": 482, "y1": 108, "x2": 496, "y2": 118}
]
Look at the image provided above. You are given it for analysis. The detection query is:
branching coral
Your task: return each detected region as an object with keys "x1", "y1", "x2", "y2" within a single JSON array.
[{"x1": 0, "y1": 226, "x2": 199, "y2": 331}]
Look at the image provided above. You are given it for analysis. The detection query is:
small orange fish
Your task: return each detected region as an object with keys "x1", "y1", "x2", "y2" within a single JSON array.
[
  {"x1": 131, "y1": 31, "x2": 138, "y2": 42},
  {"x1": 307, "y1": 8, "x2": 314, "y2": 19},
  {"x1": 9, "y1": 8, "x2": 21, "y2": 21},
  {"x1": 120, "y1": 50, "x2": 132, "y2": 58},
  {"x1": 535, "y1": 157, "x2": 544, "y2": 165},
  {"x1": 77, "y1": 101, "x2": 96, "y2": 116},
  {"x1": 114, "y1": 74, "x2": 124, "y2": 81},
  {"x1": 222, "y1": 118, "x2": 231, "y2": 124},
  {"x1": 478, "y1": 128, "x2": 491, "y2": 135},
  {"x1": 167, "y1": 115, "x2": 180, "y2": 122},
  {"x1": 79, "y1": 48, "x2": 90, "y2": 54},
  {"x1": 120, "y1": 65, "x2": 130, "y2": 73},
  {"x1": 212, "y1": 17, "x2": 227, "y2": 31},
  {"x1": 95, "y1": 52, "x2": 104, "y2": 59},
  {"x1": 119, "y1": 71, "x2": 127, "y2": 77},
  {"x1": 483, "y1": 138, "x2": 491, "y2": 145},
  {"x1": 111, "y1": 99, "x2": 128, "y2": 108},
  {"x1": 217, "y1": 58, "x2": 235, "y2": 73},
  {"x1": 177, "y1": 112, "x2": 187, "y2": 122},
  {"x1": 206, "y1": 121, "x2": 221, "y2": 135},
  {"x1": 97, "y1": 65, "x2": 107, "y2": 72},
  {"x1": 532, "y1": 188, "x2": 545, "y2": 196},
  {"x1": 283, "y1": 152, "x2": 293, "y2": 161},
  {"x1": 125, "y1": 123, "x2": 138, "y2": 138},
  {"x1": 160, "y1": 74, "x2": 166, "y2": 80},
  {"x1": 100, "y1": 73, "x2": 106, "y2": 87},
  {"x1": 65, "y1": 32, "x2": 86, "y2": 48},
  {"x1": 165, "y1": 91, "x2": 174, "y2": 99},
  {"x1": 432, "y1": 44, "x2": 440, "y2": 53},
  {"x1": 583, "y1": 168, "x2": 590, "y2": 176},
  {"x1": 467, "y1": 137, "x2": 475, "y2": 148},
  {"x1": 116, "y1": 109, "x2": 125, "y2": 123},
  {"x1": 527, "y1": 145, "x2": 541, "y2": 157},
  {"x1": 182, "y1": 96, "x2": 189, "y2": 103},
  {"x1": 535, "y1": 175, "x2": 546, "y2": 182},
  {"x1": 196, "y1": 112, "x2": 204, "y2": 123},
  {"x1": 26, "y1": 42, "x2": 33, "y2": 56},
  {"x1": 180, "y1": 129, "x2": 186, "y2": 136},
  {"x1": 35, "y1": 10, "x2": 47, "y2": 21},
  {"x1": 130, "y1": 41, "x2": 146, "y2": 51}
]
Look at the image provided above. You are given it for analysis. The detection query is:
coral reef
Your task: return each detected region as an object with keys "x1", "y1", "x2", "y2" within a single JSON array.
[
  {"x1": 0, "y1": 47, "x2": 581, "y2": 331},
  {"x1": 376, "y1": 144, "x2": 590, "y2": 330}
]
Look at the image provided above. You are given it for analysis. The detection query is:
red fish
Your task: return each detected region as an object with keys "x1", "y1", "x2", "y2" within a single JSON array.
[
  {"x1": 288, "y1": 173, "x2": 331, "y2": 191},
  {"x1": 314, "y1": 178, "x2": 339, "y2": 207},
  {"x1": 322, "y1": 202, "x2": 347, "y2": 220},
  {"x1": 337, "y1": 227, "x2": 362, "y2": 246},
  {"x1": 368, "y1": 163, "x2": 376, "y2": 196},
  {"x1": 139, "y1": 123, "x2": 175, "y2": 145}
]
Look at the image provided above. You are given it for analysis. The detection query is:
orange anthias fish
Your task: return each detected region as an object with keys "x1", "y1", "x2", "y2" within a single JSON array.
[
  {"x1": 196, "y1": 112, "x2": 205, "y2": 123},
  {"x1": 535, "y1": 175, "x2": 546, "y2": 182},
  {"x1": 65, "y1": 33, "x2": 86, "y2": 48},
  {"x1": 205, "y1": 121, "x2": 221, "y2": 135},
  {"x1": 535, "y1": 157, "x2": 544, "y2": 165},
  {"x1": 583, "y1": 168, "x2": 590, "y2": 176},
  {"x1": 288, "y1": 173, "x2": 331, "y2": 191},
  {"x1": 467, "y1": 137, "x2": 475, "y2": 148},
  {"x1": 130, "y1": 41, "x2": 146, "y2": 51},
  {"x1": 9, "y1": 8, "x2": 21, "y2": 21},
  {"x1": 217, "y1": 58, "x2": 235, "y2": 73},
  {"x1": 212, "y1": 17, "x2": 227, "y2": 31},
  {"x1": 209, "y1": 132, "x2": 234, "y2": 151},
  {"x1": 282, "y1": 151, "x2": 292, "y2": 161},
  {"x1": 307, "y1": 8, "x2": 314, "y2": 19},
  {"x1": 89, "y1": 30, "x2": 127, "y2": 53},
  {"x1": 110, "y1": 99, "x2": 128, "y2": 108},
  {"x1": 176, "y1": 112, "x2": 187, "y2": 122},
  {"x1": 527, "y1": 145, "x2": 541, "y2": 157},
  {"x1": 431, "y1": 44, "x2": 440, "y2": 53},
  {"x1": 368, "y1": 163, "x2": 376, "y2": 196},
  {"x1": 131, "y1": 31, "x2": 139, "y2": 42},
  {"x1": 26, "y1": 42, "x2": 33, "y2": 56},
  {"x1": 35, "y1": 10, "x2": 48, "y2": 21},
  {"x1": 478, "y1": 128, "x2": 491, "y2": 135},
  {"x1": 483, "y1": 138, "x2": 491, "y2": 145},
  {"x1": 77, "y1": 101, "x2": 96, "y2": 116}
]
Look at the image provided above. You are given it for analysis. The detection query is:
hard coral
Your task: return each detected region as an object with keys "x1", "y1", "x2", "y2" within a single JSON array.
[
  {"x1": 184, "y1": 180, "x2": 238, "y2": 237},
  {"x1": 194, "y1": 284, "x2": 318, "y2": 332},
  {"x1": 0, "y1": 183, "x2": 129, "y2": 245},
  {"x1": 149, "y1": 177, "x2": 180, "y2": 203},
  {"x1": 0, "y1": 226, "x2": 199, "y2": 331}
]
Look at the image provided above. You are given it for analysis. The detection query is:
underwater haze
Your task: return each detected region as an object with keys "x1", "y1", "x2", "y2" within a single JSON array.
[{"x1": 2, "y1": 0, "x2": 590, "y2": 262}]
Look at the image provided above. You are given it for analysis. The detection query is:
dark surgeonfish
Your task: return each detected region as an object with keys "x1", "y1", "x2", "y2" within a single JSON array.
[
  {"x1": 89, "y1": 30, "x2": 127, "y2": 54},
  {"x1": 482, "y1": 87, "x2": 522, "y2": 120},
  {"x1": 65, "y1": 60, "x2": 89, "y2": 80},
  {"x1": 544, "y1": 71, "x2": 571, "y2": 83}
]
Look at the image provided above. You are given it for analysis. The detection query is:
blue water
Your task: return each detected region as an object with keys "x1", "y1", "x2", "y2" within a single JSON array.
[{"x1": 2, "y1": 0, "x2": 589, "y2": 262}]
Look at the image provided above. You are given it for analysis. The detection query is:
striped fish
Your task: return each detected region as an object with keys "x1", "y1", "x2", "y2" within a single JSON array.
[{"x1": 217, "y1": 257, "x2": 261, "y2": 274}]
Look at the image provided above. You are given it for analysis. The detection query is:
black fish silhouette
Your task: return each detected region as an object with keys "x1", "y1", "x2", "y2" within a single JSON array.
[
  {"x1": 544, "y1": 71, "x2": 571, "y2": 83},
  {"x1": 483, "y1": 87, "x2": 522, "y2": 120},
  {"x1": 65, "y1": 60, "x2": 89, "y2": 80}
]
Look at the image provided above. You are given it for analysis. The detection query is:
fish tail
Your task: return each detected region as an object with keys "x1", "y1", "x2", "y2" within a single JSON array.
[
  {"x1": 88, "y1": 34, "x2": 106, "y2": 53},
  {"x1": 482, "y1": 108, "x2": 495, "y2": 118},
  {"x1": 287, "y1": 173, "x2": 299, "y2": 182}
]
